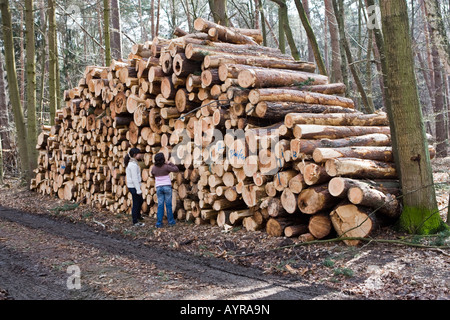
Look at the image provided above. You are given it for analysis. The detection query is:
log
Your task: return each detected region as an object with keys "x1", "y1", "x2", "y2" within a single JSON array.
[
  {"x1": 293, "y1": 124, "x2": 391, "y2": 140},
  {"x1": 229, "y1": 209, "x2": 253, "y2": 224},
  {"x1": 238, "y1": 68, "x2": 329, "y2": 89},
  {"x1": 303, "y1": 163, "x2": 331, "y2": 186},
  {"x1": 348, "y1": 185, "x2": 401, "y2": 218},
  {"x1": 194, "y1": 17, "x2": 259, "y2": 45},
  {"x1": 266, "y1": 197, "x2": 288, "y2": 217},
  {"x1": 284, "y1": 112, "x2": 389, "y2": 128},
  {"x1": 298, "y1": 184, "x2": 337, "y2": 214},
  {"x1": 256, "y1": 102, "x2": 360, "y2": 121},
  {"x1": 280, "y1": 188, "x2": 298, "y2": 214},
  {"x1": 290, "y1": 133, "x2": 392, "y2": 157},
  {"x1": 328, "y1": 177, "x2": 401, "y2": 198},
  {"x1": 248, "y1": 88, "x2": 355, "y2": 108},
  {"x1": 204, "y1": 54, "x2": 316, "y2": 72},
  {"x1": 308, "y1": 213, "x2": 332, "y2": 239},
  {"x1": 330, "y1": 202, "x2": 377, "y2": 246},
  {"x1": 284, "y1": 224, "x2": 308, "y2": 237},
  {"x1": 325, "y1": 158, "x2": 397, "y2": 179},
  {"x1": 172, "y1": 53, "x2": 202, "y2": 77},
  {"x1": 266, "y1": 217, "x2": 304, "y2": 237},
  {"x1": 313, "y1": 146, "x2": 394, "y2": 163}
]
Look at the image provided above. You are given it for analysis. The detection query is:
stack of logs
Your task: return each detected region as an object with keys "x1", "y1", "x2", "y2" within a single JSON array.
[{"x1": 31, "y1": 18, "x2": 434, "y2": 245}]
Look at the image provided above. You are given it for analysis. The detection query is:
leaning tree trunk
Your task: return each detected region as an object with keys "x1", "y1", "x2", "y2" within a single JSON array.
[
  {"x1": 380, "y1": 0, "x2": 445, "y2": 234},
  {"x1": 293, "y1": 0, "x2": 327, "y2": 75},
  {"x1": 0, "y1": 0, "x2": 30, "y2": 180}
]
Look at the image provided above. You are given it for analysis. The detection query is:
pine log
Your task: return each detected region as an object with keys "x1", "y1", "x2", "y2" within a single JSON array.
[
  {"x1": 325, "y1": 158, "x2": 397, "y2": 179},
  {"x1": 255, "y1": 102, "x2": 359, "y2": 121},
  {"x1": 172, "y1": 53, "x2": 202, "y2": 77},
  {"x1": 293, "y1": 124, "x2": 391, "y2": 139},
  {"x1": 280, "y1": 188, "x2": 298, "y2": 214},
  {"x1": 298, "y1": 184, "x2": 337, "y2": 214},
  {"x1": 290, "y1": 134, "x2": 392, "y2": 157},
  {"x1": 347, "y1": 184, "x2": 401, "y2": 218},
  {"x1": 330, "y1": 202, "x2": 377, "y2": 246},
  {"x1": 238, "y1": 68, "x2": 328, "y2": 89},
  {"x1": 204, "y1": 54, "x2": 316, "y2": 72},
  {"x1": 328, "y1": 177, "x2": 401, "y2": 198},
  {"x1": 313, "y1": 146, "x2": 394, "y2": 163},
  {"x1": 248, "y1": 88, "x2": 355, "y2": 108},
  {"x1": 229, "y1": 209, "x2": 253, "y2": 224},
  {"x1": 308, "y1": 212, "x2": 332, "y2": 239},
  {"x1": 242, "y1": 216, "x2": 264, "y2": 231},
  {"x1": 284, "y1": 224, "x2": 309, "y2": 237},
  {"x1": 266, "y1": 217, "x2": 305, "y2": 237},
  {"x1": 284, "y1": 112, "x2": 388, "y2": 128},
  {"x1": 266, "y1": 197, "x2": 289, "y2": 217},
  {"x1": 193, "y1": 18, "x2": 259, "y2": 45},
  {"x1": 303, "y1": 163, "x2": 331, "y2": 185},
  {"x1": 288, "y1": 173, "x2": 306, "y2": 194}
]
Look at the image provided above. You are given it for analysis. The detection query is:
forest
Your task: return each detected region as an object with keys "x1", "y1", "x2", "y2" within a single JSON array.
[{"x1": 0, "y1": 0, "x2": 449, "y2": 237}]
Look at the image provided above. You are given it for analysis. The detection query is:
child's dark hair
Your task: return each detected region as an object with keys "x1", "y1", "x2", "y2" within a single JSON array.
[
  {"x1": 124, "y1": 148, "x2": 141, "y2": 167},
  {"x1": 154, "y1": 152, "x2": 165, "y2": 167}
]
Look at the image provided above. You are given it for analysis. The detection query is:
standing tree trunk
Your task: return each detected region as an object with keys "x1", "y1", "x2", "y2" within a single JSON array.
[
  {"x1": 431, "y1": 41, "x2": 448, "y2": 158},
  {"x1": 110, "y1": 0, "x2": 122, "y2": 59},
  {"x1": 271, "y1": 0, "x2": 300, "y2": 60},
  {"x1": 25, "y1": 0, "x2": 38, "y2": 174},
  {"x1": 103, "y1": 0, "x2": 111, "y2": 66},
  {"x1": 380, "y1": 0, "x2": 445, "y2": 234},
  {"x1": 424, "y1": 0, "x2": 450, "y2": 74},
  {"x1": 293, "y1": 0, "x2": 327, "y2": 75},
  {"x1": 0, "y1": 0, "x2": 30, "y2": 181},
  {"x1": 324, "y1": 0, "x2": 343, "y2": 83},
  {"x1": 302, "y1": 0, "x2": 314, "y2": 63},
  {"x1": 332, "y1": 0, "x2": 374, "y2": 113},
  {"x1": 48, "y1": 0, "x2": 57, "y2": 125},
  {"x1": 0, "y1": 53, "x2": 12, "y2": 152},
  {"x1": 208, "y1": 0, "x2": 229, "y2": 26}
]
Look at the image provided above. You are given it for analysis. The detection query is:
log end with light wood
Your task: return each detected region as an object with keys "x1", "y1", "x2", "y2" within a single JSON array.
[{"x1": 330, "y1": 203, "x2": 377, "y2": 246}]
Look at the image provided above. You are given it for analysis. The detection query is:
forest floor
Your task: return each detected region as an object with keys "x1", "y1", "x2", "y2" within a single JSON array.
[{"x1": 0, "y1": 157, "x2": 449, "y2": 301}]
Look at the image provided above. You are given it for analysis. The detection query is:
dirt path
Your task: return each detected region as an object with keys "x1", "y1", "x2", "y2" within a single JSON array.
[{"x1": 0, "y1": 206, "x2": 336, "y2": 300}]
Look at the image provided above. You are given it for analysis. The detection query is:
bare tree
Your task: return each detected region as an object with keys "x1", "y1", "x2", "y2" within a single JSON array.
[
  {"x1": 110, "y1": 0, "x2": 122, "y2": 59},
  {"x1": 0, "y1": 0, "x2": 30, "y2": 181}
]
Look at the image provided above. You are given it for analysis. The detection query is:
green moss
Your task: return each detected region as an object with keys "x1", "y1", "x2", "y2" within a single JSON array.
[{"x1": 399, "y1": 205, "x2": 447, "y2": 235}]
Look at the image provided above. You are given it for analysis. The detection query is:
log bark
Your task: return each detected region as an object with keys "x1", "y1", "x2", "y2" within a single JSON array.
[
  {"x1": 238, "y1": 68, "x2": 328, "y2": 88},
  {"x1": 255, "y1": 102, "x2": 359, "y2": 121},
  {"x1": 325, "y1": 158, "x2": 397, "y2": 179},
  {"x1": 284, "y1": 112, "x2": 388, "y2": 128},
  {"x1": 313, "y1": 146, "x2": 394, "y2": 163},
  {"x1": 284, "y1": 224, "x2": 308, "y2": 237},
  {"x1": 248, "y1": 88, "x2": 355, "y2": 108},
  {"x1": 293, "y1": 124, "x2": 391, "y2": 139},
  {"x1": 204, "y1": 54, "x2": 316, "y2": 72},
  {"x1": 266, "y1": 217, "x2": 302, "y2": 237},
  {"x1": 348, "y1": 184, "x2": 401, "y2": 218},
  {"x1": 328, "y1": 177, "x2": 400, "y2": 198},
  {"x1": 290, "y1": 134, "x2": 392, "y2": 156},
  {"x1": 194, "y1": 17, "x2": 259, "y2": 45}
]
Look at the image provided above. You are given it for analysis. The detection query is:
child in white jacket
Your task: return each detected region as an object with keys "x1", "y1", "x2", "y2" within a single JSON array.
[{"x1": 125, "y1": 148, "x2": 144, "y2": 226}]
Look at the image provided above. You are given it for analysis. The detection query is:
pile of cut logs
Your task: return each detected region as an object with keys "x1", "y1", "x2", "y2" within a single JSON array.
[{"x1": 31, "y1": 18, "x2": 434, "y2": 245}]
